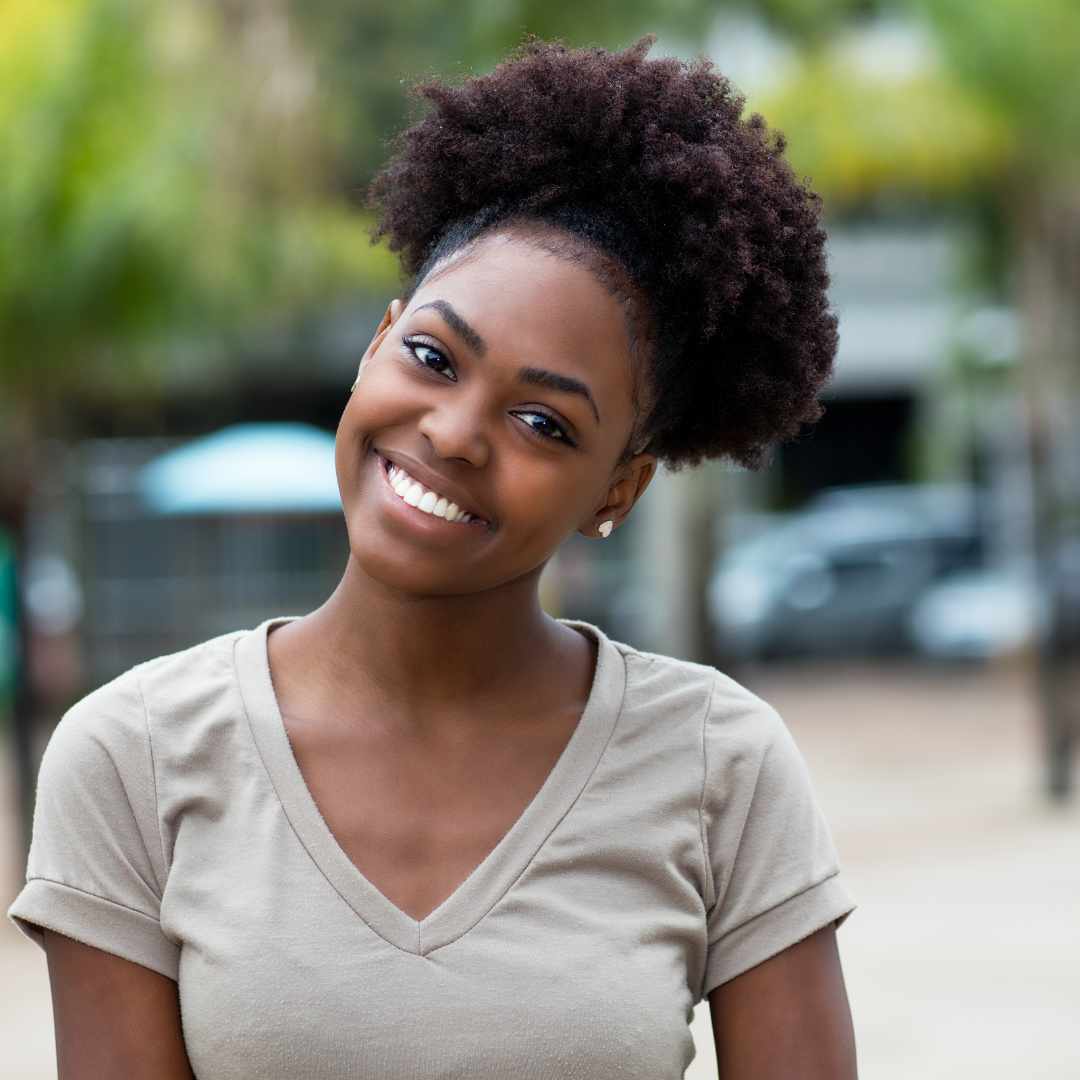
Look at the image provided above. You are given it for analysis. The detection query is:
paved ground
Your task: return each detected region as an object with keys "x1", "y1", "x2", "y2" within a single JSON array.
[{"x1": 3, "y1": 655, "x2": 1078, "y2": 1079}]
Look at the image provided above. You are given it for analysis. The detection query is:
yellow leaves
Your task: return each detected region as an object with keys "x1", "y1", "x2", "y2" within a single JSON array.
[
  {"x1": 912, "y1": 0, "x2": 1080, "y2": 167},
  {"x1": 0, "y1": 0, "x2": 379, "y2": 378},
  {"x1": 0, "y1": 0, "x2": 84, "y2": 129},
  {"x1": 752, "y1": 52, "x2": 1014, "y2": 207}
]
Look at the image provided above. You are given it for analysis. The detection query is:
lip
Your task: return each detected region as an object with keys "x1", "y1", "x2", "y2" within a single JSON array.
[{"x1": 374, "y1": 450, "x2": 495, "y2": 533}]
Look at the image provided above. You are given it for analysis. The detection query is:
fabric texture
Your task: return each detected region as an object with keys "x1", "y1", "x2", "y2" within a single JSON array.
[{"x1": 8, "y1": 614, "x2": 856, "y2": 1079}]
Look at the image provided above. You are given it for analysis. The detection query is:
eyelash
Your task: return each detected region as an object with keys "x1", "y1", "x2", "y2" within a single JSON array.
[{"x1": 401, "y1": 336, "x2": 576, "y2": 447}]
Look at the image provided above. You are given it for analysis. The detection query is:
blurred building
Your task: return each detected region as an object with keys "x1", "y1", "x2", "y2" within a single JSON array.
[{"x1": 761, "y1": 220, "x2": 1021, "y2": 511}]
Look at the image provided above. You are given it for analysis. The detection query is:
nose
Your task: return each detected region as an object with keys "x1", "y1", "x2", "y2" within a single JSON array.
[{"x1": 416, "y1": 394, "x2": 490, "y2": 467}]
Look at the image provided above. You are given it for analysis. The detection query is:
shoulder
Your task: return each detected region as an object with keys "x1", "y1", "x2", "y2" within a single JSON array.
[
  {"x1": 46, "y1": 626, "x2": 248, "y2": 773},
  {"x1": 43, "y1": 666, "x2": 150, "y2": 778},
  {"x1": 603, "y1": 632, "x2": 795, "y2": 823},
  {"x1": 606, "y1": 631, "x2": 780, "y2": 744},
  {"x1": 131, "y1": 625, "x2": 247, "y2": 698}
]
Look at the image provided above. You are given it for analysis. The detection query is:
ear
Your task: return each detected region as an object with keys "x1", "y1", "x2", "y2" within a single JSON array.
[
  {"x1": 352, "y1": 299, "x2": 403, "y2": 388},
  {"x1": 584, "y1": 452, "x2": 658, "y2": 539}
]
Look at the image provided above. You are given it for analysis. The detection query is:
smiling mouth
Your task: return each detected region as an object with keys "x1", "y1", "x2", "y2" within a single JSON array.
[{"x1": 378, "y1": 453, "x2": 491, "y2": 528}]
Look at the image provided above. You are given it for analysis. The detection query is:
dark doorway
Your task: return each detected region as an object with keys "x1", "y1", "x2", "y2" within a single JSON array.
[{"x1": 774, "y1": 393, "x2": 916, "y2": 508}]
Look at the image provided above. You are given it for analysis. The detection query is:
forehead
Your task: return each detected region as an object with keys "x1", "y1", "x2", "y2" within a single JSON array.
[{"x1": 408, "y1": 231, "x2": 638, "y2": 414}]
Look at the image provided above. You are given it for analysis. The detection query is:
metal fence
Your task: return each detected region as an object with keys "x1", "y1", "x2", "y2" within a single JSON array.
[{"x1": 57, "y1": 437, "x2": 348, "y2": 688}]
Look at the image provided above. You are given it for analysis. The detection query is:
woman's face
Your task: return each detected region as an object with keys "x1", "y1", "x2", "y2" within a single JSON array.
[{"x1": 335, "y1": 228, "x2": 656, "y2": 596}]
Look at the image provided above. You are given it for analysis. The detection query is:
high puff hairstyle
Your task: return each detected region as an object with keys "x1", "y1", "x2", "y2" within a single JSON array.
[{"x1": 367, "y1": 34, "x2": 838, "y2": 473}]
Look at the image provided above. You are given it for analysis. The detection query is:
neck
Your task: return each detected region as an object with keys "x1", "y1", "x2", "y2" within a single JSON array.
[{"x1": 279, "y1": 554, "x2": 575, "y2": 720}]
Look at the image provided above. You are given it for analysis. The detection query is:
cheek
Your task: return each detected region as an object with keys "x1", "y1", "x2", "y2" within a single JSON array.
[
  {"x1": 493, "y1": 462, "x2": 595, "y2": 538},
  {"x1": 340, "y1": 361, "x2": 414, "y2": 447},
  {"x1": 349, "y1": 355, "x2": 403, "y2": 414},
  {"x1": 335, "y1": 378, "x2": 395, "y2": 493}
]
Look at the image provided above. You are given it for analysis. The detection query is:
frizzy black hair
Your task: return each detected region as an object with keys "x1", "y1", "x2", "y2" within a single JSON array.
[{"x1": 366, "y1": 34, "x2": 838, "y2": 472}]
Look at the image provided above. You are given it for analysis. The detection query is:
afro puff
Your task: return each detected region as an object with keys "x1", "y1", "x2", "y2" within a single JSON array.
[{"x1": 367, "y1": 34, "x2": 838, "y2": 473}]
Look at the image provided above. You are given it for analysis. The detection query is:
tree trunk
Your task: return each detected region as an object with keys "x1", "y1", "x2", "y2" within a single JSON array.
[
  {"x1": 1013, "y1": 176, "x2": 1080, "y2": 801},
  {"x1": 633, "y1": 461, "x2": 724, "y2": 665}
]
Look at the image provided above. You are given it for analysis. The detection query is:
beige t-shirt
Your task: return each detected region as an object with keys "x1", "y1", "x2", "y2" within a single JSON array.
[{"x1": 8, "y1": 614, "x2": 856, "y2": 1078}]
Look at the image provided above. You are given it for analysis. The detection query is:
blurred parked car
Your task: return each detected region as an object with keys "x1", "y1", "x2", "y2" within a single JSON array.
[
  {"x1": 907, "y1": 560, "x2": 1044, "y2": 661},
  {"x1": 708, "y1": 484, "x2": 986, "y2": 660},
  {"x1": 802, "y1": 482, "x2": 979, "y2": 525}
]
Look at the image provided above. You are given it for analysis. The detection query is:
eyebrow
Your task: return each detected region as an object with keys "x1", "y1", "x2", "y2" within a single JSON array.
[{"x1": 413, "y1": 299, "x2": 601, "y2": 424}]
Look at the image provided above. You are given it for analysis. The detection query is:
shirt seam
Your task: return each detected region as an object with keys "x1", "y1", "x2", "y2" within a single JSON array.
[
  {"x1": 23, "y1": 875, "x2": 164, "y2": 924},
  {"x1": 132, "y1": 667, "x2": 170, "y2": 886},
  {"x1": 697, "y1": 671, "x2": 721, "y2": 910},
  {"x1": 704, "y1": 703, "x2": 775, "y2": 919}
]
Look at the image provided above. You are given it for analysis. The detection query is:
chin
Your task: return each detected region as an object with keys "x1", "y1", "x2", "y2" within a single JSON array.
[
  {"x1": 344, "y1": 538, "x2": 485, "y2": 598},
  {"x1": 350, "y1": 533, "x2": 560, "y2": 601}
]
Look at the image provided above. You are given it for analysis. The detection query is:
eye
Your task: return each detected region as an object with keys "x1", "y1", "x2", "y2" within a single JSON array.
[
  {"x1": 402, "y1": 336, "x2": 456, "y2": 381},
  {"x1": 511, "y1": 410, "x2": 575, "y2": 446},
  {"x1": 402, "y1": 336, "x2": 575, "y2": 447}
]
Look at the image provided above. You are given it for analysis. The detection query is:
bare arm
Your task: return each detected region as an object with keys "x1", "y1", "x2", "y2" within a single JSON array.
[
  {"x1": 708, "y1": 924, "x2": 857, "y2": 1079},
  {"x1": 43, "y1": 927, "x2": 196, "y2": 1080}
]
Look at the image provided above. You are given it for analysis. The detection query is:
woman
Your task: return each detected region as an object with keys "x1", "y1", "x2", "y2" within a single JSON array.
[{"x1": 9, "y1": 35, "x2": 857, "y2": 1079}]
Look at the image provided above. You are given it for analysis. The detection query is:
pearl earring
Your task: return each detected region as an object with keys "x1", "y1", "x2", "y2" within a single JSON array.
[{"x1": 598, "y1": 520, "x2": 614, "y2": 538}]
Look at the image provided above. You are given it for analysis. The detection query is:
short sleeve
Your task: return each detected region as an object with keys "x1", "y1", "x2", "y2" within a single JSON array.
[
  {"x1": 6, "y1": 668, "x2": 179, "y2": 981},
  {"x1": 700, "y1": 677, "x2": 856, "y2": 997}
]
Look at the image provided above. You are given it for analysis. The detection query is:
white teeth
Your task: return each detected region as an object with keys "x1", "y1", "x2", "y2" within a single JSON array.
[{"x1": 384, "y1": 459, "x2": 482, "y2": 525}]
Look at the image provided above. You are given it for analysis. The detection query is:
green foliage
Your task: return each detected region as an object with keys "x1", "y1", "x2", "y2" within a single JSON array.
[
  {"x1": 291, "y1": 0, "x2": 715, "y2": 195},
  {"x1": 746, "y1": 0, "x2": 886, "y2": 45},
  {"x1": 0, "y1": 0, "x2": 397, "y2": 421},
  {"x1": 9, "y1": 0, "x2": 1072, "y2": 431},
  {"x1": 752, "y1": 48, "x2": 1013, "y2": 210},
  {"x1": 912, "y1": 0, "x2": 1080, "y2": 168},
  {"x1": 0, "y1": 0, "x2": 192, "y2": 380}
]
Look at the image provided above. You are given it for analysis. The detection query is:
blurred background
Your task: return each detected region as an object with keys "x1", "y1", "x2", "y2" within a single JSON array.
[{"x1": 2, "y1": 1, "x2": 1078, "y2": 1077}]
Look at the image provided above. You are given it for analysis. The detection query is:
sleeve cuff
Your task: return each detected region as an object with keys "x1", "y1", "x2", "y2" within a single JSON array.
[
  {"x1": 702, "y1": 872, "x2": 856, "y2": 998},
  {"x1": 6, "y1": 878, "x2": 180, "y2": 983}
]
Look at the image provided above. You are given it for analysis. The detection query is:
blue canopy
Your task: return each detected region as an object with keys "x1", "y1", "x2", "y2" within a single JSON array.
[{"x1": 136, "y1": 422, "x2": 342, "y2": 515}]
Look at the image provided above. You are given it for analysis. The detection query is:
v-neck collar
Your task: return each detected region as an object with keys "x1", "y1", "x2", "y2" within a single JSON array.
[{"x1": 234, "y1": 613, "x2": 627, "y2": 955}]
